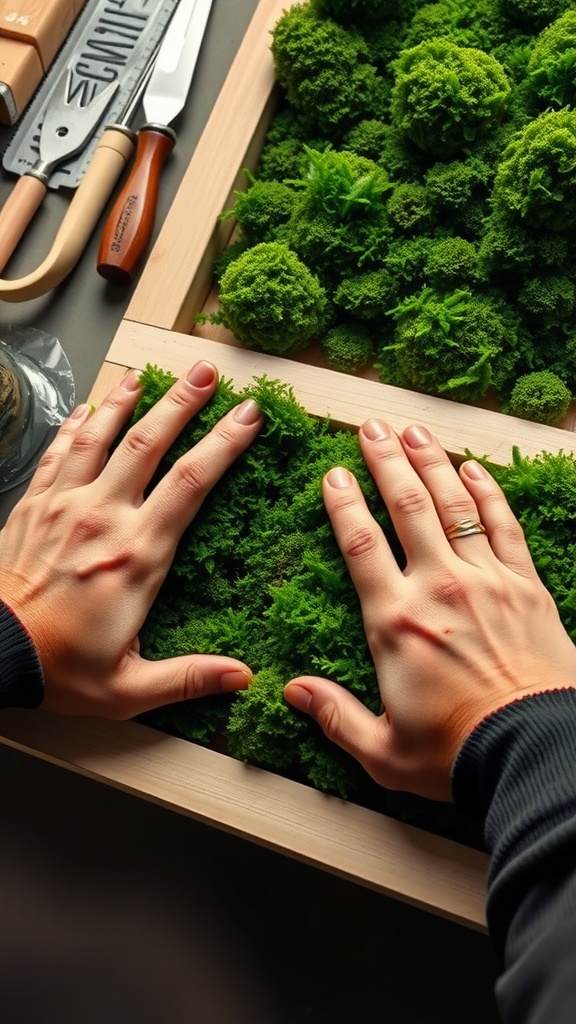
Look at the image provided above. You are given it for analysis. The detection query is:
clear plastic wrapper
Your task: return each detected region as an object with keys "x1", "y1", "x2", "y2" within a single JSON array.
[{"x1": 0, "y1": 325, "x2": 75, "y2": 493}]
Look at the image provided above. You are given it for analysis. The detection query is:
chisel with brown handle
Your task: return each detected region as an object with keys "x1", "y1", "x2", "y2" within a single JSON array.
[{"x1": 97, "y1": 0, "x2": 215, "y2": 285}]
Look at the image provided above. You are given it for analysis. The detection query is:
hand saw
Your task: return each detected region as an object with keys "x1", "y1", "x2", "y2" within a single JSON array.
[{"x1": 0, "y1": 0, "x2": 180, "y2": 275}]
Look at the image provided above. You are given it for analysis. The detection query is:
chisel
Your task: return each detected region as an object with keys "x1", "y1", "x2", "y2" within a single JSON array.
[{"x1": 97, "y1": 0, "x2": 214, "y2": 284}]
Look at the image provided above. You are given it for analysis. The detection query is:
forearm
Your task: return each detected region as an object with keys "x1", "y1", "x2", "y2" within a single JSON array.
[
  {"x1": 453, "y1": 689, "x2": 576, "y2": 1024},
  {"x1": 0, "y1": 600, "x2": 44, "y2": 710}
]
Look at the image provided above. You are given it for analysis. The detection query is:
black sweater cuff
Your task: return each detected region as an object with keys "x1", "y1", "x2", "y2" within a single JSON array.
[
  {"x1": 0, "y1": 600, "x2": 44, "y2": 710},
  {"x1": 452, "y1": 689, "x2": 576, "y2": 961}
]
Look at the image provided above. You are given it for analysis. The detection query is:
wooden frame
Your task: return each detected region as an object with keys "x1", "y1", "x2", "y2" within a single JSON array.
[{"x1": 2, "y1": 0, "x2": 575, "y2": 932}]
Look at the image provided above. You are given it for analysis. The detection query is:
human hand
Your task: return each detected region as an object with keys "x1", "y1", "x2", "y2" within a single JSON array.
[
  {"x1": 285, "y1": 420, "x2": 576, "y2": 801},
  {"x1": 0, "y1": 361, "x2": 263, "y2": 718}
]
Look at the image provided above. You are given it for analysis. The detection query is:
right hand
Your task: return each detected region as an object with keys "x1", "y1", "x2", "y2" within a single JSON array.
[{"x1": 285, "y1": 419, "x2": 576, "y2": 801}]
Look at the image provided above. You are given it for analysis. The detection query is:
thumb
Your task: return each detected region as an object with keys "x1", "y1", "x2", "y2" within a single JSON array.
[
  {"x1": 284, "y1": 676, "x2": 390, "y2": 783},
  {"x1": 118, "y1": 652, "x2": 253, "y2": 718}
]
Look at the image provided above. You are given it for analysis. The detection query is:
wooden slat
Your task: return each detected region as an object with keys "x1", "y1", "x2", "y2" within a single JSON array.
[
  {"x1": 87, "y1": 361, "x2": 128, "y2": 405},
  {"x1": 107, "y1": 321, "x2": 576, "y2": 465},
  {"x1": 0, "y1": 709, "x2": 488, "y2": 931}
]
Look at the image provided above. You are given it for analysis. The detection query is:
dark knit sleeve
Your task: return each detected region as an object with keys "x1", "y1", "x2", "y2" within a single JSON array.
[
  {"x1": 452, "y1": 689, "x2": 576, "y2": 1024},
  {"x1": 0, "y1": 600, "x2": 44, "y2": 710}
]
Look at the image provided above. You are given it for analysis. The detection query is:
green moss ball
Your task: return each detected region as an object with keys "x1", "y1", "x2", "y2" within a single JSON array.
[
  {"x1": 508, "y1": 371, "x2": 572, "y2": 424},
  {"x1": 217, "y1": 242, "x2": 328, "y2": 354}
]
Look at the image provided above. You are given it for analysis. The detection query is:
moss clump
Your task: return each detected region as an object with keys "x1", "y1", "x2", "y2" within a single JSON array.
[
  {"x1": 507, "y1": 371, "x2": 572, "y2": 424},
  {"x1": 391, "y1": 39, "x2": 511, "y2": 156},
  {"x1": 322, "y1": 323, "x2": 374, "y2": 372},
  {"x1": 206, "y1": 242, "x2": 329, "y2": 354}
]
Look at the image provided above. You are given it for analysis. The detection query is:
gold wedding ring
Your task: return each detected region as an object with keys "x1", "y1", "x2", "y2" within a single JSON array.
[{"x1": 444, "y1": 517, "x2": 486, "y2": 541}]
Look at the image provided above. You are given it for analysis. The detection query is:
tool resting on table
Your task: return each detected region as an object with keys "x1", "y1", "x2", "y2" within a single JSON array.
[{"x1": 97, "y1": 0, "x2": 215, "y2": 285}]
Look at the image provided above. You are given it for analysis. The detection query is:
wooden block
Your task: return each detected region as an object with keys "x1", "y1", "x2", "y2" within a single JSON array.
[
  {"x1": 0, "y1": 34, "x2": 42, "y2": 124},
  {"x1": 0, "y1": 0, "x2": 85, "y2": 68}
]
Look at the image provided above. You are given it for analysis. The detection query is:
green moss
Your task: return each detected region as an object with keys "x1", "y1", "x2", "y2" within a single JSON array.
[
  {"x1": 270, "y1": 3, "x2": 385, "y2": 140},
  {"x1": 506, "y1": 371, "x2": 572, "y2": 423},
  {"x1": 391, "y1": 38, "x2": 511, "y2": 157},
  {"x1": 322, "y1": 322, "x2": 375, "y2": 372},
  {"x1": 206, "y1": 242, "x2": 329, "y2": 354},
  {"x1": 380, "y1": 287, "x2": 523, "y2": 401},
  {"x1": 136, "y1": 366, "x2": 388, "y2": 798},
  {"x1": 204, "y1": 0, "x2": 576, "y2": 419}
]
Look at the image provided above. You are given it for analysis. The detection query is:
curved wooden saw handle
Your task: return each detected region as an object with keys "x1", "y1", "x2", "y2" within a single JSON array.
[
  {"x1": 0, "y1": 176, "x2": 48, "y2": 274},
  {"x1": 0, "y1": 127, "x2": 135, "y2": 303}
]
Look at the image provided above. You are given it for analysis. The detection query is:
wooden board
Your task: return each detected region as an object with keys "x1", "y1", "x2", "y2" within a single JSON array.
[{"x1": 0, "y1": 708, "x2": 488, "y2": 931}]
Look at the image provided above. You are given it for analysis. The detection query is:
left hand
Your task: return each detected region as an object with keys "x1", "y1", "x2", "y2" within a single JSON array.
[
  {"x1": 284, "y1": 419, "x2": 576, "y2": 801},
  {"x1": 0, "y1": 360, "x2": 263, "y2": 718}
]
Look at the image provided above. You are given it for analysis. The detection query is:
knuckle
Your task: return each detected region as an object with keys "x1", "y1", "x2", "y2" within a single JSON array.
[
  {"x1": 389, "y1": 486, "x2": 429, "y2": 520},
  {"x1": 494, "y1": 518, "x2": 525, "y2": 548},
  {"x1": 330, "y1": 492, "x2": 361, "y2": 517},
  {"x1": 442, "y1": 491, "x2": 477, "y2": 520},
  {"x1": 371, "y1": 445, "x2": 403, "y2": 468},
  {"x1": 69, "y1": 428, "x2": 102, "y2": 460},
  {"x1": 72, "y1": 510, "x2": 111, "y2": 542},
  {"x1": 34, "y1": 448, "x2": 62, "y2": 477},
  {"x1": 166, "y1": 384, "x2": 194, "y2": 411},
  {"x1": 172, "y1": 456, "x2": 211, "y2": 496},
  {"x1": 315, "y1": 698, "x2": 342, "y2": 741},
  {"x1": 430, "y1": 574, "x2": 469, "y2": 607},
  {"x1": 343, "y1": 524, "x2": 379, "y2": 560},
  {"x1": 182, "y1": 662, "x2": 205, "y2": 701},
  {"x1": 212, "y1": 420, "x2": 242, "y2": 451},
  {"x1": 124, "y1": 424, "x2": 160, "y2": 459}
]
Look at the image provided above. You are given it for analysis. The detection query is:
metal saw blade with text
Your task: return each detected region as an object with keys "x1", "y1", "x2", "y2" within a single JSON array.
[{"x1": 2, "y1": 0, "x2": 180, "y2": 190}]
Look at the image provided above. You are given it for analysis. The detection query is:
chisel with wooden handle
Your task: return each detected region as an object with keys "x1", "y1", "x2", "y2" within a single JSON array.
[{"x1": 97, "y1": 0, "x2": 214, "y2": 285}]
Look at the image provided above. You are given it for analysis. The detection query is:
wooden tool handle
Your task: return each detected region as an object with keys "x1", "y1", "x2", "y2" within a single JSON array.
[
  {"x1": 0, "y1": 175, "x2": 47, "y2": 272},
  {"x1": 97, "y1": 125, "x2": 176, "y2": 285},
  {"x1": 0, "y1": 127, "x2": 134, "y2": 302}
]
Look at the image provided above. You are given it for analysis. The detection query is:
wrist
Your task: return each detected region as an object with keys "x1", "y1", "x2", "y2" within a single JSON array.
[{"x1": 452, "y1": 687, "x2": 576, "y2": 818}]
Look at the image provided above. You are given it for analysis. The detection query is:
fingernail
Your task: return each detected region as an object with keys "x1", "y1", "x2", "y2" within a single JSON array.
[
  {"x1": 362, "y1": 419, "x2": 389, "y2": 441},
  {"x1": 462, "y1": 460, "x2": 487, "y2": 481},
  {"x1": 121, "y1": 370, "x2": 142, "y2": 391},
  {"x1": 220, "y1": 669, "x2": 252, "y2": 692},
  {"x1": 187, "y1": 361, "x2": 217, "y2": 389},
  {"x1": 326, "y1": 466, "x2": 351, "y2": 489},
  {"x1": 403, "y1": 424, "x2": 432, "y2": 448},
  {"x1": 233, "y1": 399, "x2": 261, "y2": 425},
  {"x1": 69, "y1": 403, "x2": 91, "y2": 421},
  {"x1": 285, "y1": 684, "x2": 312, "y2": 713}
]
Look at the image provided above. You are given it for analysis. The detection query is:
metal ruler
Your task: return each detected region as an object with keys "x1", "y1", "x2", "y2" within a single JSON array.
[{"x1": 2, "y1": 0, "x2": 180, "y2": 190}]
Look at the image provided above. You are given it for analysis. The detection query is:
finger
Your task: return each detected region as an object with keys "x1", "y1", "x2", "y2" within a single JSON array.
[
  {"x1": 400, "y1": 424, "x2": 490, "y2": 566},
  {"x1": 358, "y1": 419, "x2": 447, "y2": 567},
  {"x1": 102, "y1": 362, "x2": 220, "y2": 500},
  {"x1": 285, "y1": 677, "x2": 397, "y2": 789},
  {"x1": 142, "y1": 398, "x2": 264, "y2": 540},
  {"x1": 322, "y1": 465, "x2": 403, "y2": 611},
  {"x1": 111, "y1": 653, "x2": 253, "y2": 719},
  {"x1": 24, "y1": 403, "x2": 94, "y2": 496},
  {"x1": 56, "y1": 369, "x2": 145, "y2": 488},
  {"x1": 459, "y1": 459, "x2": 539, "y2": 579}
]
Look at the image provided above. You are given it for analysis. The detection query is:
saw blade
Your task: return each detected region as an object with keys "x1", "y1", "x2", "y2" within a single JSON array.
[{"x1": 2, "y1": 0, "x2": 180, "y2": 190}]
